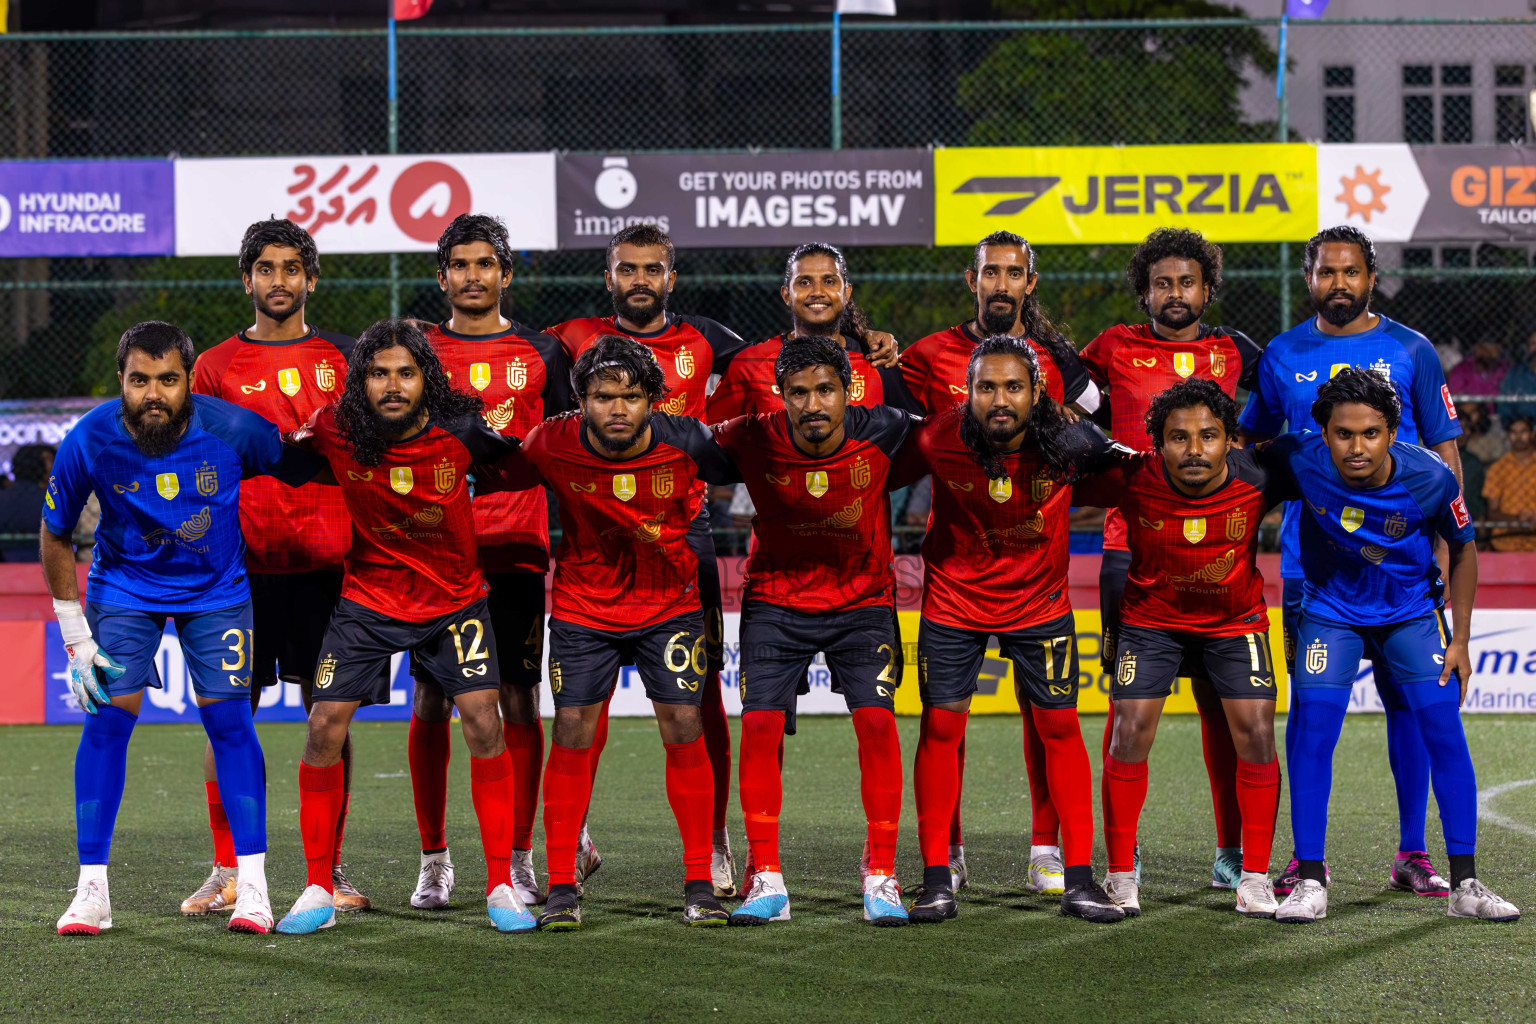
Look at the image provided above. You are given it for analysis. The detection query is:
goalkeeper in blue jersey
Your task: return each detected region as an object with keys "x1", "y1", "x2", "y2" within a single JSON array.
[
  {"x1": 1260, "y1": 368, "x2": 1517, "y2": 924},
  {"x1": 43, "y1": 321, "x2": 325, "y2": 937}
]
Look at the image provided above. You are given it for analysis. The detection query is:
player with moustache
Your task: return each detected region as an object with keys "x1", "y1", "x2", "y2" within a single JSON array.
[
  {"x1": 1080, "y1": 228, "x2": 1263, "y2": 891},
  {"x1": 713, "y1": 336, "x2": 917, "y2": 927},
  {"x1": 275, "y1": 320, "x2": 534, "y2": 937},
  {"x1": 486, "y1": 336, "x2": 741, "y2": 930},
  {"x1": 405, "y1": 213, "x2": 573, "y2": 913},
  {"x1": 889, "y1": 334, "x2": 1124, "y2": 925},
  {"x1": 1073, "y1": 380, "x2": 1291, "y2": 920}
]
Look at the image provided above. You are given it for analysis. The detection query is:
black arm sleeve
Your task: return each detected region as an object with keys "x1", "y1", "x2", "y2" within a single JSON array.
[
  {"x1": 1225, "y1": 327, "x2": 1265, "y2": 393},
  {"x1": 682, "y1": 314, "x2": 751, "y2": 376},
  {"x1": 846, "y1": 404, "x2": 920, "y2": 459},
  {"x1": 447, "y1": 413, "x2": 521, "y2": 464},
  {"x1": 876, "y1": 365, "x2": 925, "y2": 415},
  {"x1": 656, "y1": 413, "x2": 741, "y2": 485},
  {"x1": 316, "y1": 329, "x2": 358, "y2": 363},
  {"x1": 527, "y1": 326, "x2": 576, "y2": 416},
  {"x1": 1038, "y1": 333, "x2": 1094, "y2": 405}
]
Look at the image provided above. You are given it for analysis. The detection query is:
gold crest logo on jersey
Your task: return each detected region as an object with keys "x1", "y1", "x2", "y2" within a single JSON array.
[
  {"x1": 1031, "y1": 474, "x2": 1051, "y2": 502},
  {"x1": 315, "y1": 360, "x2": 337, "y2": 391},
  {"x1": 806, "y1": 471, "x2": 829, "y2": 498},
  {"x1": 851, "y1": 458, "x2": 871, "y2": 490},
  {"x1": 433, "y1": 458, "x2": 455, "y2": 494},
  {"x1": 1182, "y1": 517, "x2": 1206, "y2": 543},
  {"x1": 507, "y1": 358, "x2": 528, "y2": 390},
  {"x1": 240, "y1": 380, "x2": 267, "y2": 394},
  {"x1": 788, "y1": 496, "x2": 864, "y2": 533},
  {"x1": 1117, "y1": 653, "x2": 1137, "y2": 685},
  {"x1": 414, "y1": 504, "x2": 445, "y2": 527},
  {"x1": 1330, "y1": 363, "x2": 1351, "y2": 378},
  {"x1": 549, "y1": 660, "x2": 562, "y2": 695},
  {"x1": 1174, "y1": 352, "x2": 1196, "y2": 378},
  {"x1": 469, "y1": 362, "x2": 491, "y2": 391},
  {"x1": 278, "y1": 367, "x2": 302, "y2": 397},
  {"x1": 658, "y1": 394, "x2": 688, "y2": 415},
  {"x1": 1138, "y1": 516, "x2": 1164, "y2": 530},
  {"x1": 390, "y1": 467, "x2": 414, "y2": 495},
  {"x1": 485, "y1": 396, "x2": 516, "y2": 432},
  {"x1": 613, "y1": 474, "x2": 637, "y2": 501},
  {"x1": 112, "y1": 481, "x2": 139, "y2": 495},
  {"x1": 1225, "y1": 509, "x2": 1248, "y2": 541},
  {"x1": 849, "y1": 371, "x2": 866, "y2": 403},
  {"x1": 1384, "y1": 512, "x2": 1407, "y2": 539},
  {"x1": 1305, "y1": 640, "x2": 1328, "y2": 675},
  {"x1": 315, "y1": 653, "x2": 337, "y2": 690},
  {"x1": 156, "y1": 472, "x2": 179, "y2": 500},
  {"x1": 992, "y1": 477, "x2": 1015, "y2": 504},
  {"x1": 675, "y1": 348, "x2": 696, "y2": 380},
  {"x1": 1210, "y1": 351, "x2": 1227, "y2": 377},
  {"x1": 196, "y1": 463, "x2": 218, "y2": 497},
  {"x1": 1341, "y1": 506, "x2": 1364, "y2": 533},
  {"x1": 652, "y1": 465, "x2": 674, "y2": 498},
  {"x1": 1169, "y1": 548, "x2": 1236, "y2": 584},
  {"x1": 1361, "y1": 544, "x2": 1388, "y2": 565},
  {"x1": 1132, "y1": 357, "x2": 1156, "y2": 369},
  {"x1": 766, "y1": 473, "x2": 792, "y2": 487}
]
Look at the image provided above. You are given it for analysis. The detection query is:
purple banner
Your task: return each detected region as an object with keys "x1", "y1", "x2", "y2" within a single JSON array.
[{"x1": 0, "y1": 161, "x2": 175, "y2": 257}]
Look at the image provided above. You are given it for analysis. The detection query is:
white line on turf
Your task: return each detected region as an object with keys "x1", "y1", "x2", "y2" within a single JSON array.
[{"x1": 1476, "y1": 779, "x2": 1536, "y2": 839}]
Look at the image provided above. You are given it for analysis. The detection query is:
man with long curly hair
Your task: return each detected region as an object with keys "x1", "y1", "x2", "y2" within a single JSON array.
[{"x1": 274, "y1": 318, "x2": 534, "y2": 936}]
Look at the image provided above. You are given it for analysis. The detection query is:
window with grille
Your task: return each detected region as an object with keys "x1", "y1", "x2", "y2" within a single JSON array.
[
  {"x1": 1323, "y1": 64, "x2": 1354, "y2": 142},
  {"x1": 1494, "y1": 64, "x2": 1530, "y2": 144},
  {"x1": 1402, "y1": 63, "x2": 1473, "y2": 143}
]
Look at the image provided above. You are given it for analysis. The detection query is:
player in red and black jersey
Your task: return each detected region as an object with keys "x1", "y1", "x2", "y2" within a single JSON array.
[
  {"x1": 487, "y1": 336, "x2": 740, "y2": 930},
  {"x1": 405, "y1": 214, "x2": 573, "y2": 912},
  {"x1": 706, "y1": 242, "x2": 919, "y2": 421},
  {"x1": 188, "y1": 218, "x2": 367, "y2": 916},
  {"x1": 1073, "y1": 380, "x2": 1291, "y2": 920},
  {"x1": 889, "y1": 335, "x2": 1124, "y2": 925},
  {"x1": 899, "y1": 230, "x2": 1100, "y2": 896},
  {"x1": 713, "y1": 336, "x2": 917, "y2": 927},
  {"x1": 1079, "y1": 228, "x2": 1263, "y2": 891},
  {"x1": 274, "y1": 319, "x2": 537, "y2": 937}
]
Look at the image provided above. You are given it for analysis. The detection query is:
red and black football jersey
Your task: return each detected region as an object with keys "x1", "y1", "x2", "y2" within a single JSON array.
[
  {"x1": 1073, "y1": 448, "x2": 1292, "y2": 636},
  {"x1": 292, "y1": 404, "x2": 516, "y2": 623},
  {"x1": 427, "y1": 320, "x2": 573, "y2": 574},
  {"x1": 546, "y1": 312, "x2": 748, "y2": 420},
  {"x1": 192, "y1": 328, "x2": 353, "y2": 574},
  {"x1": 1079, "y1": 322, "x2": 1262, "y2": 551},
  {"x1": 892, "y1": 405, "x2": 1115, "y2": 632},
  {"x1": 714, "y1": 406, "x2": 915, "y2": 614},
  {"x1": 705, "y1": 333, "x2": 921, "y2": 422},
  {"x1": 492, "y1": 412, "x2": 737, "y2": 631},
  {"x1": 900, "y1": 322, "x2": 1095, "y2": 415}
]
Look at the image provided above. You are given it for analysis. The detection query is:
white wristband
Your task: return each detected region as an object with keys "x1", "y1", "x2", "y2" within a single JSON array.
[{"x1": 54, "y1": 598, "x2": 92, "y2": 646}]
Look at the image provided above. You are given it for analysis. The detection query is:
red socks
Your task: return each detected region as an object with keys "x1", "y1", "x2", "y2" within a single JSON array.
[
  {"x1": 916, "y1": 707, "x2": 967, "y2": 868},
  {"x1": 739, "y1": 710, "x2": 786, "y2": 873},
  {"x1": 949, "y1": 734, "x2": 966, "y2": 846},
  {"x1": 206, "y1": 780, "x2": 236, "y2": 869},
  {"x1": 1235, "y1": 757, "x2": 1281, "y2": 874},
  {"x1": 664, "y1": 737, "x2": 715, "y2": 884},
  {"x1": 700, "y1": 673, "x2": 732, "y2": 832},
  {"x1": 1101, "y1": 754, "x2": 1148, "y2": 874},
  {"x1": 543, "y1": 743, "x2": 592, "y2": 886},
  {"x1": 851, "y1": 707, "x2": 902, "y2": 876},
  {"x1": 1022, "y1": 707, "x2": 1060, "y2": 846},
  {"x1": 504, "y1": 719, "x2": 544, "y2": 850},
  {"x1": 586, "y1": 691, "x2": 613, "y2": 804},
  {"x1": 1031, "y1": 706, "x2": 1094, "y2": 869},
  {"x1": 333, "y1": 792, "x2": 350, "y2": 868},
  {"x1": 298, "y1": 761, "x2": 345, "y2": 891},
  {"x1": 470, "y1": 750, "x2": 515, "y2": 894},
  {"x1": 1199, "y1": 703, "x2": 1243, "y2": 848},
  {"x1": 407, "y1": 713, "x2": 451, "y2": 852}
]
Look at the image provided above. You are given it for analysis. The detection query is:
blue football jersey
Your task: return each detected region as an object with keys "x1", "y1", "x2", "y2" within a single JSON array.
[
  {"x1": 1238, "y1": 314, "x2": 1461, "y2": 579},
  {"x1": 1262, "y1": 432, "x2": 1473, "y2": 627},
  {"x1": 44, "y1": 394, "x2": 323, "y2": 613}
]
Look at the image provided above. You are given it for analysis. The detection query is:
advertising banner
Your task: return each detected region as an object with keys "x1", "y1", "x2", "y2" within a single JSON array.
[
  {"x1": 1318, "y1": 143, "x2": 1536, "y2": 242},
  {"x1": 557, "y1": 150, "x2": 931, "y2": 249},
  {"x1": 0, "y1": 160, "x2": 175, "y2": 257},
  {"x1": 174, "y1": 153, "x2": 557, "y2": 255},
  {"x1": 934, "y1": 143, "x2": 1317, "y2": 246}
]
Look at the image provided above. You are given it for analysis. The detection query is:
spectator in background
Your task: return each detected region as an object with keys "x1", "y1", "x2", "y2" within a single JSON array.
[
  {"x1": 0, "y1": 443, "x2": 56, "y2": 561},
  {"x1": 1484, "y1": 414, "x2": 1536, "y2": 551},
  {"x1": 1436, "y1": 337, "x2": 1464, "y2": 376},
  {"x1": 1496, "y1": 330, "x2": 1536, "y2": 425},
  {"x1": 1458, "y1": 401, "x2": 1508, "y2": 465},
  {"x1": 1447, "y1": 339, "x2": 1509, "y2": 417},
  {"x1": 1456, "y1": 419, "x2": 1488, "y2": 547}
]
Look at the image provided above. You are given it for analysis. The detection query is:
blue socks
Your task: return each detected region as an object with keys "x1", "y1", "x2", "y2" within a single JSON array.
[
  {"x1": 1286, "y1": 687, "x2": 1349, "y2": 862},
  {"x1": 199, "y1": 699, "x2": 267, "y2": 856},
  {"x1": 75, "y1": 704, "x2": 137, "y2": 864}
]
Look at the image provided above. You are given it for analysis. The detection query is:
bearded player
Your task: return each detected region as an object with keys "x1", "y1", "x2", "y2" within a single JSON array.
[
  {"x1": 1073, "y1": 380, "x2": 1289, "y2": 919},
  {"x1": 406, "y1": 213, "x2": 572, "y2": 911},
  {"x1": 275, "y1": 319, "x2": 534, "y2": 936},
  {"x1": 1238, "y1": 226, "x2": 1462, "y2": 899},
  {"x1": 1080, "y1": 227, "x2": 1262, "y2": 890},
  {"x1": 889, "y1": 334, "x2": 1123, "y2": 924},
  {"x1": 489, "y1": 336, "x2": 740, "y2": 930},
  {"x1": 189, "y1": 218, "x2": 367, "y2": 916},
  {"x1": 713, "y1": 336, "x2": 917, "y2": 927},
  {"x1": 899, "y1": 229, "x2": 1100, "y2": 895}
]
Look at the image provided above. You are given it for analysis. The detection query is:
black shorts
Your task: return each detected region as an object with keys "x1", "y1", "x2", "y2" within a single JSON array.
[
  {"x1": 547, "y1": 611, "x2": 707, "y2": 709},
  {"x1": 312, "y1": 596, "x2": 502, "y2": 707},
  {"x1": 686, "y1": 507, "x2": 725, "y2": 674},
  {"x1": 411, "y1": 571, "x2": 544, "y2": 689},
  {"x1": 918, "y1": 612, "x2": 1079, "y2": 710},
  {"x1": 1097, "y1": 548, "x2": 1130, "y2": 676},
  {"x1": 1111, "y1": 623, "x2": 1277, "y2": 702},
  {"x1": 738, "y1": 601, "x2": 899, "y2": 724},
  {"x1": 250, "y1": 570, "x2": 344, "y2": 687}
]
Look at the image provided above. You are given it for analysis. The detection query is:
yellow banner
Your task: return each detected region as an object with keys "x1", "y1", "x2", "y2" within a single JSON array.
[
  {"x1": 893, "y1": 608, "x2": 1289, "y2": 716},
  {"x1": 934, "y1": 144, "x2": 1317, "y2": 246}
]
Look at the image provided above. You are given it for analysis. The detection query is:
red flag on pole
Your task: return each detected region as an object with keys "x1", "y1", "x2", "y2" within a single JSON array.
[{"x1": 394, "y1": 0, "x2": 432, "y2": 19}]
